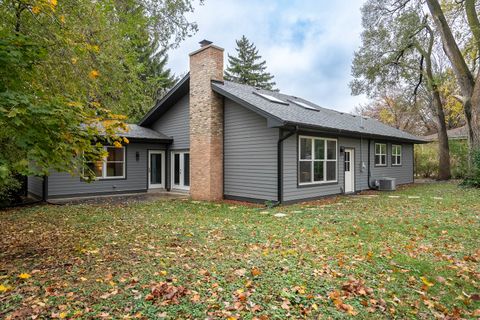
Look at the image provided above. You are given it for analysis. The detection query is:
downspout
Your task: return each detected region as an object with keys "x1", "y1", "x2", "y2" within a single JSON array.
[
  {"x1": 42, "y1": 176, "x2": 48, "y2": 201},
  {"x1": 276, "y1": 127, "x2": 297, "y2": 205},
  {"x1": 166, "y1": 144, "x2": 171, "y2": 191},
  {"x1": 367, "y1": 139, "x2": 377, "y2": 190}
]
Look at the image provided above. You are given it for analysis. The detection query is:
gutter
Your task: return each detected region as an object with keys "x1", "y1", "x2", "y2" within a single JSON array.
[
  {"x1": 276, "y1": 127, "x2": 297, "y2": 205},
  {"x1": 282, "y1": 121, "x2": 427, "y2": 144},
  {"x1": 367, "y1": 139, "x2": 377, "y2": 190}
]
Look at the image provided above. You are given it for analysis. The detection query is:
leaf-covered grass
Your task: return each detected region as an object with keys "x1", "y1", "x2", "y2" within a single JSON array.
[{"x1": 1, "y1": 182, "x2": 479, "y2": 319}]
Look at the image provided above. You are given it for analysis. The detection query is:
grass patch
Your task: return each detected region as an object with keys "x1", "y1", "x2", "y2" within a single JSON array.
[{"x1": 0, "y1": 182, "x2": 479, "y2": 319}]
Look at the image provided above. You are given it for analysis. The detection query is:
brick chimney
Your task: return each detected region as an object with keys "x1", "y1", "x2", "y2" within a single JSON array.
[{"x1": 189, "y1": 40, "x2": 224, "y2": 201}]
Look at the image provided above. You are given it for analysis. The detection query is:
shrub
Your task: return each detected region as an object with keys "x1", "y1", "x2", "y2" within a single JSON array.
[
  {"x1": 415, "y1": 140, "x2": 468, "y2": 179},
  {"x1": 460, "y1": 149, "x2": 480, "y2": 188},
  {"x1": 0, "y1": 173, "x2": 22, "y2": 207}
]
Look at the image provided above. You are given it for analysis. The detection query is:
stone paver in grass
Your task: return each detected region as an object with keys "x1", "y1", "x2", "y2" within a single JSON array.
[
  {"x1": 408, "y1": 196, "x2": 420, "y2": 199},
  {"x1": 388, "y1": 195, "x2": 401, "y2": 198},
  {"x1": 433, "y1": 196, "x2": 444, "y2": 200},
  {"x1": 273, "y1": 213, "x2": 287, "y2": 217}
]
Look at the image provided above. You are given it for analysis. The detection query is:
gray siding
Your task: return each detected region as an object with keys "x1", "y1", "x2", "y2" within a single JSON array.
[
  {"x1": 282, "y1": 135, "x2": 414, "y2": 202},
  {"x1": 27, "y1": 176, "x2": 43, "y2": 198},
  {"x1": 370, "y1": 141, "x2": 414, "y2": 185},
  {"x1": 150, "y1": 94, "x2": 189, "y2": 150},
  {"x1": 224, "y1": 99, "x2": 278, "y2": 201},
  {"x1": 282, "y1": 134, "x2": 344, "y2": 202},
  {"x1": 47, "y1": 143, "x2": 165, "y2": 198}
]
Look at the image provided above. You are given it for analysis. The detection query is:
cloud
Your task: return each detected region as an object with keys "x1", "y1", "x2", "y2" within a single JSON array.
[{"x1": 167, "y1": 0, "x2": 368, "y2": 112}]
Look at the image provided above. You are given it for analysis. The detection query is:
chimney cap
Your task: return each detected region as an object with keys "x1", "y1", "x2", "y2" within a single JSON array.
[{"x1": 199, "y1": 39, "x2": 213, "y2": 47}]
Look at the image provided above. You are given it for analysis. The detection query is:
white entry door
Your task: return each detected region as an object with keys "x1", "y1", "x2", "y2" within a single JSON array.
[
  {"x1": 148, "y1": 150, "x2": 165, "y2": 189},
  {"x1": 344, "y1": 149, "x2": 355, "y2": 193},
  {"x1": 171, "y1": 151, "x2": 190, "y2": 190}
]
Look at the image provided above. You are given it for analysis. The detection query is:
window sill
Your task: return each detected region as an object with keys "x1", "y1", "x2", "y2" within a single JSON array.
[
  {"x1": 374, "y1": 164, "x2": 387, "y2": 167},
  {"x1": 298, "y1": 181, "x2": 338, "y2": 188}
]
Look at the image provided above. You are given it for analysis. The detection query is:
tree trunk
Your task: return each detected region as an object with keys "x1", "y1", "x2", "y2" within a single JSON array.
[
  {"x1": 418, "y1": 25, "x2": 452, "y2": 180},
  {"x1": 470, "y1": 70, "x2": 480, "y2": 148},
  {"x1": 425, "y1": 0, "x2": 480, "y2": 153},
  {"x1": 432, "y1": 91, "x2": 451, "y2": 180}
]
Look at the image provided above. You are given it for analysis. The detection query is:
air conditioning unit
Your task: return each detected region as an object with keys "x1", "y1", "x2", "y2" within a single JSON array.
[{"x1": 378, "y1": 178, "x2": 396, "y2": 191}]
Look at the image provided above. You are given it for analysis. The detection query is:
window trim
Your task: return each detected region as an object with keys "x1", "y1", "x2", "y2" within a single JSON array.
[
  {"x1": 298, "y1": 135, "x2": 338, "y2": 186},
  {"x1": 374, "y1": 143, "x2": 387, "y2": 167},
  {"x1": 391, "y1": 144, "x2": 402, "y2": 166},
  {"x1": 84, "y1": 146, "x2": 126, "y2": 180}
]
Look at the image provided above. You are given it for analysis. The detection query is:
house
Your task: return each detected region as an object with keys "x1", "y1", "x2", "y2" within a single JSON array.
[
  {"x1": 424, "y1": 125, "x2": 468, "y2": 142},
  {"x1": 28, "y1": 40, "x2": 426, "y2": 204}
]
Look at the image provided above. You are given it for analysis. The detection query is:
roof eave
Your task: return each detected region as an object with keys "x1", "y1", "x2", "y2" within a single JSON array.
[
  {"x1": 126, "y1": 137, "x2": 173, "y2": 144},
  {"x1": 282, "y1": 121, "x2": 428, "y2": 144}
]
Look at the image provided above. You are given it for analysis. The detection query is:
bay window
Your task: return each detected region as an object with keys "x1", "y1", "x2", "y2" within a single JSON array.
[{"x1": 299, "y1": 136, "x2": 337, "y2": 185}]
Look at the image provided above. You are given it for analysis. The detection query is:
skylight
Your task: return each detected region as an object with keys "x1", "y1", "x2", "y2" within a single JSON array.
[
  {"x1": 253, "y1": 91, "x2": 288, "y2": 105},
  {"x1": 287, "y1": 99, "x2": 319, "y2": 111}
]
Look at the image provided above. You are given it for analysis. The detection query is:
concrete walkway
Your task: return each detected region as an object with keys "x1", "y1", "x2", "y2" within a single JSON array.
[{"x1": 47, "y1": 190, "x2": 189, "y2": 205}]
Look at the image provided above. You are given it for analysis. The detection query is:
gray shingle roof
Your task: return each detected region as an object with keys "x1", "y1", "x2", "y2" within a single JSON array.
[
  {"x1": 424, "y1": 125, "x2": 467, "y2": 141},
  {"x1": 119, "y1": 124, "x2": 172, "y2": 141},
  {"x1": 212, "y1": 80, "x2": 426, "y2": 143}
]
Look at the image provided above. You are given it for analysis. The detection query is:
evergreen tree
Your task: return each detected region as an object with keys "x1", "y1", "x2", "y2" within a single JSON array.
[{"x1": 225, "y1": 36, "x2": 276, "y2": 90}]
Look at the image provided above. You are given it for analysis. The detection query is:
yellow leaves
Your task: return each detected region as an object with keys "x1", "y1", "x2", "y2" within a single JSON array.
[
  {"x1": 32, "y1": 6, "x2": 41, "y2": 14},
  {"x1": 420, "y1": 277, "x2": 433, "y2": 291},
  {"x1": 18, "y1": 273, "x2": 31, "y2": 279},
  {"x1": 90, "y1": 101, "x2": 101, "y2": 108},
  {"x1": 48, "y1": 0, "x2": 57, "y2": 11},
  {"x1": 86, "y1": 44, "x2": 100, "y2": 53},
  {"x1": 89, "y1": 70, "x2": 100, "y2": 79},
  {"x1": 122, "y1": 137, "x2": 130, "y2": 144},
  {"x1": 59, "y1": 312, "x2": 67, "y2": 319},
  {"x1": 71, "y1": 57, "x2": 78, "y2": 65},
  {"x1": 60, "y1": 15, "x2": 65, "y2": 24},
  {"x1": 420, "y1": 276, "x2": 434, "y2": 288},
  {"x1": 159, "y1": 270, "x2": 168, "y2": 276},
  {"x1": 113, "y1": 141, "x2": 122, "y2": 148},
  {"x1": 67, "y1": 101, "x2": 82, "y2": 108},
  {"x1": 31, "y1": 0, "x2": 56, "y2": 14},
  {"x1": 0, "y1": 284, "x2": 13, "y2": 293}
]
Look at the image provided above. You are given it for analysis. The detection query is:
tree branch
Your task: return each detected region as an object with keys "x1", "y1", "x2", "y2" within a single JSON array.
[{"x1": 465, "y1": 0, "x2": 480, "y2": 53}]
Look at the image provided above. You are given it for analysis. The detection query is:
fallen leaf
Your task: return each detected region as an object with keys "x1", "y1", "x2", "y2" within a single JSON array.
[
  {"x1": 18, "y1": 273, "x2": 31, "y2": 279},
  {"x1": 420, "y1": 276, "x2": 434, "y2": 287},
  {"x1": 0, "y1": 284, "x2": 12, "y2": 293},
  {"x1": 251, "y1": 267, "x2": 262, "y2": 277},
  {"x1": 234, "y1": 269, "x2": 246, "y2": 277}
]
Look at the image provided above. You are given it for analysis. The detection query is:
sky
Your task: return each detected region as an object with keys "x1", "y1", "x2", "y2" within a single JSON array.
[{"x1": 167, "y1": 0, "x2": 368, "y2": 113}]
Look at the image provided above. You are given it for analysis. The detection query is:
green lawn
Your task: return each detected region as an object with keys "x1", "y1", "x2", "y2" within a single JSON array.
[{"x1": 1, "y1": 182, "x2": 479, "y2": 319}]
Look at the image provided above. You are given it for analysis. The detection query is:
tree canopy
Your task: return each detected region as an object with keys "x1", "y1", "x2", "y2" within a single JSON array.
[
  {"x1": 224, "y1": 35, "x2": 277, "y2": 91},
  {"x1": 0, "y1": 0, "x2": 199, "y2": 199}
]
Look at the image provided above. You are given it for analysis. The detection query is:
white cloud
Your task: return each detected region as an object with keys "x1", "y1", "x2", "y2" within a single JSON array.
[{"x1": 167, "y1": 0, "x2": 368, "y2": 112}]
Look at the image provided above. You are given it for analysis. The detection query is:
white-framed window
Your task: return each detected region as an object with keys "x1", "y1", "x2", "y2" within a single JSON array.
[
  {"x1": 85, "y1": 146, "x2": 126, "y2": 179},
  {"x1": 298, "y1": 136, "x2": 337, "y2": 185},
  {"x1": 392, "y1": 144, "x2": 402, "y2": 166},
  {"x1": 375, "y1": 143, "x2": 387, "y2": 166}
]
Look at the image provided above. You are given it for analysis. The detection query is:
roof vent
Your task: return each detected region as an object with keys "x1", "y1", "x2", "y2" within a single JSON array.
[
  {"x1": 252, "y1": 91, "x2": 288, "y2": 105},
  {"x1": 287, "y1": 99, "x2": 319, "y2": 111}
]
